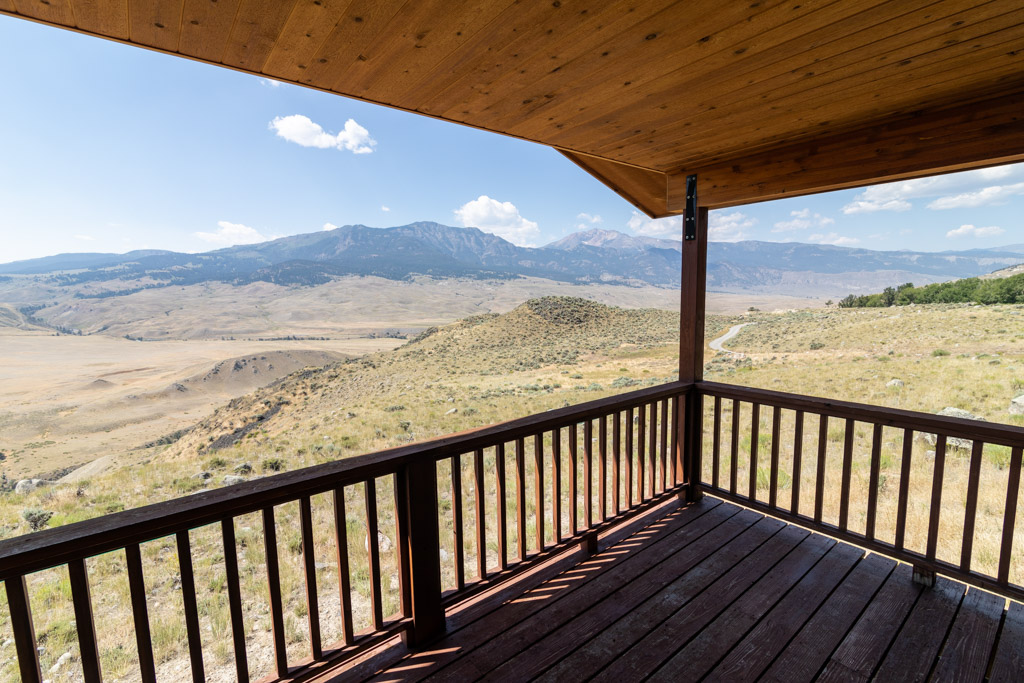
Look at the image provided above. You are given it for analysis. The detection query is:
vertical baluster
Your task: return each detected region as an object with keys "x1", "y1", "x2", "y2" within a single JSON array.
[
  {"x1": 625, "y1": 407, "x2": 634, "y2": 507},
  {"x1": 220, "y1": 521, "x2": 249, "y2": 681},
  {"x1": 998, "y1": 447, "x2": 1023, "y2": 584},
  {"x1": 496, "y1": 442, "x2": 508, "y2": 571},
  {"x1": 534, "y1": 433, "x2": 545, "y2": 551},
  {"x1": 748, "y1": 403, "x2": 760, "y2": 500},
  {"x1": 600, "y1": 414, "x2": 608, "y2": 520},
  {"x1": 960, "y1": 440, "x2": 985, "y2": 572},
  {"x1": 648, "y1": 402, "x2": 658, "y2": 498},
  {"x1": 712, "y1": 396, "x2": 722, "y2": 490},
  {"x1": 6, "y1": 575, "x2": 42, "y2": 683},
  {"x1": 67, "y1": 558, "x2": 101, "y2": 683},
  {"x1": 552, "y1": 432, "x2": 562, "y2": 543},
  {"x1": 584, "y1": 419, "x2": 593, "y2": 527},
  {"x1": 895, "y1": 430, "x2": 914, "y2": 551},
  {"x1": 792, "y1": 411, "x2": 804, "y2": 515},
  {"x1": 839, "y1": 418, "x2": 855, "y2": 531},
  {"x1": 262, "y1": 509, "x2": 288, "y2": 677},
  {"x1": 925, "y1": 435, "x2": 948, "y2": 563},
  {"x1": 451, "y1": 454, "x2": 464, "y2": 591},
  {"x1": 333, "y1": 487, "x2": 355, "y2": 645},
  {"x1": 364, "y1": 481, "x2": 384, "y2": 630},
  {"x1": 393, "y1": 472, "x2": 412, "y2": 617},
  {"x1": 730, "y1": 400, "x2": 740, "y2": 495},
  {"x1": 516, "y1": 437, "x2": 527, "y2": 562},
  {"x1": 569, "y1": 423, "x2": 578, "y2": 535},
  {"x1": 124, "y1": 544, "x2": 157, "y2": 683},
  {"x1": 660, "y1": 398, "x2": 669, "y2": 493},
  {"x1": 613, "y1": 412, "x2": 621, "y2": 513},
  {"x1": 299, "y1": 497, "x2": 323, "y2": 659},
  {"x1": 769, "y1": 407, "x2": 781, "y2": 509},
  {"x1": 865, "y1": 425, "x2": 883, "y2": 541},
  {"x1": 474, "y1": 448, "x2": 486, "y2": 580},
  {"x1": 120, "y1": 548, "x2": 156, "y2": 683},
  {"x1": 637, "y1": 403, "x2": 646, "y2": 503},
  {"x1": 814, "y1": 415, "x2": 829, "y2": 523},
  {"x1": 671, "y1": 395, "x2": 680, "y2": 485},
  {"x1": 176, "y1": 530, "x2": 206, "y2": 681}
]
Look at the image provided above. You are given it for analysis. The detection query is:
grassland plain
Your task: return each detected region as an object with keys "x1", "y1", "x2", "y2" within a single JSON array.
[{"x1": 0, "y1": 299, "x2": 1022, "y2": 681}]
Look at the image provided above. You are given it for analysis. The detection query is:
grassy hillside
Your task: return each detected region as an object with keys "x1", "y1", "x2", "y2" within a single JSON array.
[{"x1": 2, "y1": 298, "x2": 1022, "y2": 681}]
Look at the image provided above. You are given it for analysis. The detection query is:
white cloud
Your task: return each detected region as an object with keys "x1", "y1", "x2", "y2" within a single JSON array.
[
  {"x1": 709, "y1": 212, "x2": 756, "y2": 242},
  {"x1": 627, "y1": 212, "x2": 680, "y2": 238},
  {"x1": 574, "y1": 212, "x2": 603, "y2": 231},
  {"x1": 946, "y1": 224, "x2": 1006, "y2": 239},
  {"x1": 74, "y1": 234, "x2": 95, "y2": 241},
  {"x1": 927, "y1": 182, "x2": 1024, "y2": 210},
  {"x1": 195, "y1": 221, "x2": 273, "y2": 247},
  {"x1": 772, "y1": 208, "x2": 835, "y2": 232},
  {"x1": 841, "y1": 163, "x2": 1024, "y2": 213},
  {"x1": 809, "y1": 232, "x2": 860, "y2": 247},
  {"x1": 323, "y1": 222, "x2": 339, "y2": 231},
  {"x1": 259, "y1": 78, "x2": 282, "y2": 88},
  {"x1": 626, "y1": 210, "x2": 754, "y2": 241},
  {"x1": 269, "y1": 114, "x2": 376, "y2": 154},
  {"x1": 454, "y1": 196, "x2": 540, "y2": 246},
  {"x1": 381, "y1": 206, "x2": 391, "y2": 212}
]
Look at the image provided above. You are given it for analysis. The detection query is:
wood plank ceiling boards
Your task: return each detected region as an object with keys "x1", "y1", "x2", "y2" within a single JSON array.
[{"x1": 3, "y1": 0, "x2": 1023, "y2": 215}]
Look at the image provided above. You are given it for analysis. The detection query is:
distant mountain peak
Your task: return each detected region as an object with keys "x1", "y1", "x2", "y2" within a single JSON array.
[{"x1": 547, "y1": 228, "x2": 681, "y2": 252}]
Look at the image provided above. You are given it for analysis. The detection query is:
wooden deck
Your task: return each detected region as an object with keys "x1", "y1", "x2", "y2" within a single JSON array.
[{"x1": 323, "y1": 496, "x2": 1023, "y2": 683}]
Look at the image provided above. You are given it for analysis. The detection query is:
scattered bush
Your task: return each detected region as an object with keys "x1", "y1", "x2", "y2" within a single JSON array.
[
  {"x1": 21, "y1": 508, "x2": 53, "y2": 531},
  {"x1": 261, "y1": 458, "x2": 285, "y2": 472},
  {"x1": 809, "y1": 341, "x2": 825, "y2": 350},
  {"x1": 932, "y1": 349, "x2": 950, "y2": 357}
]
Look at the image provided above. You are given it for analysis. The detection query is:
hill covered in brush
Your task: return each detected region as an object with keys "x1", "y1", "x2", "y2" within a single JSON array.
[{"x1": 161, "y1": 297, "x2": 694, "y2": 460}]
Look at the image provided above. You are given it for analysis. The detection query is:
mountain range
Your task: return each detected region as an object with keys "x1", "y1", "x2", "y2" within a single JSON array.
[{"x1": 2, "y1": 222, "x2": 1023, "y2": 298}]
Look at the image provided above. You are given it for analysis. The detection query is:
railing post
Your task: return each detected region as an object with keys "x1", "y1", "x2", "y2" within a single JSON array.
[
  {"x1": 678, "y1": 175, "x2": 707, "y2": 503},
  {"x1": 400, "y1": 459, "x2": 446, "y2": 647}
]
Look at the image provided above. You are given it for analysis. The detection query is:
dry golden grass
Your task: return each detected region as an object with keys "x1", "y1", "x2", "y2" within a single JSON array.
[{"x1": 0, "y1": 300, "x2": 1021, "y2": 682}]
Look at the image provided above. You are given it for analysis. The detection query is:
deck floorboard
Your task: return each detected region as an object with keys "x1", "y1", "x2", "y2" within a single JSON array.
[{"x1": 305, "y1": 496, "x2": 1018, "y2": 683}]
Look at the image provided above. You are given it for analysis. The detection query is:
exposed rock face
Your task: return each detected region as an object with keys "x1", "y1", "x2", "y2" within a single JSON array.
[
  {"x1": 922, "y1": 407, "x2": 987, "y2": 450},
  {"x1": 887, "y1": 379, "x2": 904, "y2": 388},
  {"x1": 1010, "y1": 395, "x2": 1024, "y2": 416},
  {"x1": 222, "y1": 475, "x2": 247, "y2": 486}
]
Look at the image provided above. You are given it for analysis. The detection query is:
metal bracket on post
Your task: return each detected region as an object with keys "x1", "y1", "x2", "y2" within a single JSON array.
[{"x1": 683, "y1": 174, "x2": 697, "y2": 241}]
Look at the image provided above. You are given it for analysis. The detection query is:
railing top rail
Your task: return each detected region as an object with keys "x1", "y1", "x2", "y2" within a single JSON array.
[
  {"x1": 698, "y1": 381, "x2": 1024, "y2": 447},
  {"x1": 0, "y1": 381, "x2": 690, "y2": 580}
]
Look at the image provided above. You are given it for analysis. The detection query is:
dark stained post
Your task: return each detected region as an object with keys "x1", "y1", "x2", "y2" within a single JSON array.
[
  {"x1": 678, "y1": 174, "x2": 708, "y2": 502},
  {"x1": 401, "y1": 459, "x2": 446, "y2": 647}
]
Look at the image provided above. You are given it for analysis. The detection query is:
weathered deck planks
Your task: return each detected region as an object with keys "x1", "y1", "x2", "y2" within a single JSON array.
[{"x1": 330, "y1": 496, "x2": 1018, "y2": 683}]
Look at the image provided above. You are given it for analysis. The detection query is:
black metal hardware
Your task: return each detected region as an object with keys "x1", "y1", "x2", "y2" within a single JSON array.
[{"x1": 683, "y1": 174, "x2": 697, "y2": 241}]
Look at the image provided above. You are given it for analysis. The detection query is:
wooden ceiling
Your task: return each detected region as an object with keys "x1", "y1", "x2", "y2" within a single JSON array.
[{"x1": 4, "y1": 0, "x2": 1024, "y2": 215}]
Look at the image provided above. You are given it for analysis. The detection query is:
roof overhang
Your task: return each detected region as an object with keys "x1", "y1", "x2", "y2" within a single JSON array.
[{"x1": 3, "y1": 0, "x2": 1023, "y2": 216}]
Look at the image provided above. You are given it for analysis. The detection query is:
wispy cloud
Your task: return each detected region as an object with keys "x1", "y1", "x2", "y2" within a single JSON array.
[
  {"x1": 74, "y1": 234, "x2": 96, "y2": 241},
  {"x1": 627, "y1": 212, "x2": 679, "y2": 238},
  {"x1": 259, "y1": 78, "x2": 282, "y2": 88},
  {"x1": 841, "y1": 163, "x2": 1024, "y2": 214},
  {"x1": 809, "y1": 232, "x2": 860, "y2": 247},
  {"x1": 455, "y1": 195, "x2": 540, "y2": 246},
  {"x1": 927, "y1": 182, "x2": 1024, "y2": 210},
  {"x1": 381, "y1": 206, "x2": 391, "y2": 212},
  {"x1": 710, "y1": 212, "x2": 755, "y2": 242},
  {"x1": 574, "y1": 212, "x2": 603, "y2": 231},
  {"x1": 323, "y1": 222, "x2": 339, "y2": 231},
  {"x1": 946, "y1": 224, "x2": 1005, "y2": 239},
  {"x1": 626, "y1": 210, "x2": 754, "y2": 242},
  {"x1": 195, "y1": 221, "x2": 274, "y2": 247},
  {"x1": 269, "y1": 114, "x2": 376, "y2": 154},
  {"x1": 772, "y1": 208, "x2": 834, "y2": 232}
]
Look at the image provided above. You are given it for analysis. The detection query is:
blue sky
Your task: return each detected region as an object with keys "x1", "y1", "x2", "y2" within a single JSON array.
[{"x1": 0, "y1": 15, "x2": 1020, "y2": 264}]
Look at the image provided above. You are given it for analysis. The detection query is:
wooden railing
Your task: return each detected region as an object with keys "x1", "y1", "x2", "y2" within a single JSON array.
[
  {"x1": 694, "y1": 381, "x2": 1024, "y2": 602},
  {"x1": 0, "y1": 382, "x2": 691, "y2": 683}
]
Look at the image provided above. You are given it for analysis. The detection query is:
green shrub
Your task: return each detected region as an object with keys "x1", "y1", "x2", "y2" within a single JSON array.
[
  {"x1": 932, "y1": 349, "x2": 950, "y2": 357},
  {"x1": 261, "y1": 458, "x2": 285, "y2": 472}
]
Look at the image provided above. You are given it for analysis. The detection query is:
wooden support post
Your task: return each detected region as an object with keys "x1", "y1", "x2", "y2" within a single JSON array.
[
  {"x1": 401, "y1": 459, "x2": 446, "y2": 647},
  {"x1": 678, "y1": 175, "x2": 708, "y2": 503},
  {"x1": 912, "y1": 565, "x2": 936, "y2": 588}
]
